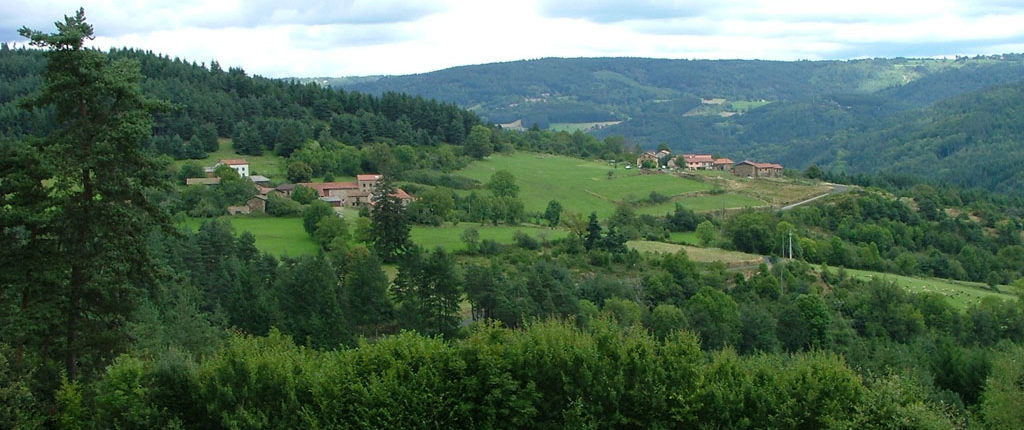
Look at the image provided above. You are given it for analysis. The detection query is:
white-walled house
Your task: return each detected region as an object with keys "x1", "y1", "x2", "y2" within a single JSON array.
[{"x1": 216, "y1": 159, "x2": 250, "y2": 177}]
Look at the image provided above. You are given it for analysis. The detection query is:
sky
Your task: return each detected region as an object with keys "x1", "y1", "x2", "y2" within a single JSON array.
[{"x1": 4, "y1": 1, "x2": 1024, "y2": 78}]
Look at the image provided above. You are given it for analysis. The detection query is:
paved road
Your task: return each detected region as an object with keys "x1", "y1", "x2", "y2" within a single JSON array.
[{"x1": 779, "y1": 184, "x2": 849, "y2": 211}]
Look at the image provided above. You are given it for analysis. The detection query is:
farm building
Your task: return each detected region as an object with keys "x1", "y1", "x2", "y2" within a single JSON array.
[
  {"x1": 636, "y1": 151, "x2": 659, "y2": 168},
  {"x1": 682, "y1": 154, "x2": 715, "y2": 170},
  {"x1": 294, "y1": 174, "x2": 412, "y2": 208},
  {"x1": 712, "y1": 158, "x2": 734, "y2": 171},
  {"x1": 732, "y1": 160, "x2": 783, "y2": 178},
  {"x1": 227, "y1": 195, "x2": 267, "y2": 215},
  {"x1": 275, "y1": 183, "x2": 296, "y2": 197},
  {"x1": 249, "y1": 175, "x2": 271, "y2": 186},
  {"x1": 214, "y1": 159, "x2": 250, "y2": 177}
]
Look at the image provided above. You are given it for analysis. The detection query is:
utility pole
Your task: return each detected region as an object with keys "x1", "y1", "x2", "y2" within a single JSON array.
[{"x1": 789, "y1": 229, "x2": 793, "y2": 260}]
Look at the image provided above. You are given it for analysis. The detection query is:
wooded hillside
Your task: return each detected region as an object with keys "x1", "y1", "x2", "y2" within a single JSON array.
[{"x1": 337, "y1": 56, "x2": 1024, "y2": 196}]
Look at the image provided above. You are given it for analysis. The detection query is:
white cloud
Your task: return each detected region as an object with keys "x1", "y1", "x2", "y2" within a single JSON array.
[{"x1": 4, "y1": 0, "x2": 1024, "y2": 77}]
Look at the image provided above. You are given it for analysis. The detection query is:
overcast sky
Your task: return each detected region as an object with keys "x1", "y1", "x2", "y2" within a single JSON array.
[{"x1": 4, "y1": 1, "x2": 1024, "y2": 78}]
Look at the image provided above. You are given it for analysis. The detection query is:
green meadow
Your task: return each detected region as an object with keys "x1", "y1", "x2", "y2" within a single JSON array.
[
  {"x1": 627, "y1": 240, "x2": 764, "y2": 266},
  {"x1": 667, "y1": 231, "x2": 700, "y2": 245},
  {"x1": 843, "y1": 268, "x2": 1018, "y2": 311},
  {"x1": 637, "y1": 193, "x2": 766, "y2": 215},
  {"x1": 181, "y1": 215, "x2": 568, "y2": 256},
  {"x1": 456, "y1": 153, "x2": 715, "y2": 217},
  {"x1": 179, "y1": 216, "x2": 318, "y2": 257},
  {"x1": 173, "y1": 139, "x2": 288, "y2": 181},
  {"x1": 548, "y1": 121, "x2": 622, "y2": 132},
  {"x1": 411, "y1": 222, "x2": 569, "y2": 253}
]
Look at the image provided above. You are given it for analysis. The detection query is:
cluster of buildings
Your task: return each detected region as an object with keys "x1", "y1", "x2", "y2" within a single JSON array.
[
  {"x1": 635, "y1": 150, "x2": 783, "y2": 178},
  {"x1": 186, "y1": 159, "x2": 413, "y2": 215},
  {"x1": 277, "y1": 174, "x2": 413, "y2": 208}
]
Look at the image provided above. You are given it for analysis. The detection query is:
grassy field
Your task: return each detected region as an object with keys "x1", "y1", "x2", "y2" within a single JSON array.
[
  {"x1": 411, "y1": 223, "x2": 568, "y2": 253},
  {"x1": 627, "y1": 240, "x2": 764, "y2": 266},
  {"x1": 181, "y1": 213, "x2": 571, "y2": 256},
  {"x1": 179, "y1": 215, "x2": 318, "y2": 256},
  {"x1": 457, "y1": 153, "x2": 713, "y2": 217},
  {"x1": 638, "y1": 193, "x2": 767, "y2": 215},
  {"x1": 684, "y1": 171, "x2": 834, "y2": 208},
  {"x1": 548, "y1": 121, "x2": 622, "y2": 132},
  {"x1": 843, "y1": 268, "x2": 1018, "y2": 311},
  {"x1": 173, "y1": 139, "x2": 288, "y2": 182},
  {"x1": 728, "y1": 100, "x2": 772, "y2": 112},
  {"x1": 667, "y1": 231, "x2": 700, "y2": 245}
]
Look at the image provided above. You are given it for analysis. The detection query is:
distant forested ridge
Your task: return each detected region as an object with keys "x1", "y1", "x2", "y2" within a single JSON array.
[
  {"x1": 337, "y1": 56, "x2": 1024, "y2": 196},
  {"x1": 0, "y1": 43, "x2": 482, "y2": 160}
]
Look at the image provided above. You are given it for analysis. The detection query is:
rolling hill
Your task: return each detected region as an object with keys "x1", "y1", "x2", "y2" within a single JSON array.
[{"x1": 335, "y1": 55, "x2": 1024, "y2": 195}]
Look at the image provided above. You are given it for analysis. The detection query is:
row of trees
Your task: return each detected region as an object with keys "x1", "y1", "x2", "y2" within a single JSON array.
[{"x1": 29, "y1": 320, "x2": 1003, "y2": 429}]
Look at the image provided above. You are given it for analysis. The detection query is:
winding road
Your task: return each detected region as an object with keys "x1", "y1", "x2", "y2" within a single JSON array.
[{"x1": 779, "y1": 184, "x2": 849, "y2": 211}]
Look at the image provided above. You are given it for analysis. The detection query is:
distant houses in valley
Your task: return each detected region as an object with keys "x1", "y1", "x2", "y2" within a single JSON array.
[
  {"x1": 296, "y1": 174, "x2": 413, "y2": 208},
  {"x1": 634, "y1": 149, "x2": 782, "y2": 177},
  {"x1": 183, "y1": 157, "x2": 412, "y2": 214}
]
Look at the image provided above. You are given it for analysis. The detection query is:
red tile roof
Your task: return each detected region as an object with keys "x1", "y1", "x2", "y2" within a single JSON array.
[
  {"x1": 713, "y1": 158, "x2": 734, "y2": 165},
  {"x1": 357, "y1": 174, "x2": 382, "y2": 181},
  {"x1": 218, "y1": 159, "x2": 248, "y2": 165},
  {"x1": 393, "y1": 189, "x2": 413, "y2": 200}
]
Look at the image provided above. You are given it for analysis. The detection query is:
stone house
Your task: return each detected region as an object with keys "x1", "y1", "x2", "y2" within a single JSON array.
[{"x1": 732, "y1": 160, "x2": 783, "y2": 178}]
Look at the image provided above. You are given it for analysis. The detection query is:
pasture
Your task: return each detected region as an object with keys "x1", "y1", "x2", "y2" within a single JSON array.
[
  {"x1": 181, "y1": 215, "x2": 569, "y2": 256},
  {"x1": 179, "y1": 215, "x2": 319, "y2": 256},
  {"x1": 843, "y1": 268, "x2": 1018, "y2": 311},
  {"x1": 627, "y1": 240, "x2": 764, "y2": 266},
  {"x1": 411, "y1": 222, "x2": 569, "y2": 253},
  {"x1": 638, "y1": 193, "x2": 767, "y2": 215},
  {"x1": 457, "y1": 153, "x2": 714, "y2": 217},
  {"x1": 173, "y1": 139, "x2": 288, "y2": 181},
  {"x1": 667, "y1": 231, "x2": 700, "y2": 245},
  {"x1": 548, "y1": 121, "x2": 622, "y2": 132}
]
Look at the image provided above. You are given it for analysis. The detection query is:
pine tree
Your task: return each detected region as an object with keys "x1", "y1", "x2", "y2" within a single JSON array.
[
  {"x1": 370, "y1": 175, "x2": 411, "y2": 263},
  {"x1": 393, "y1": 247, "x2": 460, "y2": 337},
  {"x1": 585, "y1": 212, "x2": 602, "y2": 250},
  {"x1": 343, "y1": 247, "x2": 393, "y2": 338},
  {"x1": 3, "y1": 9, "x2": 170, "y2": 380}
]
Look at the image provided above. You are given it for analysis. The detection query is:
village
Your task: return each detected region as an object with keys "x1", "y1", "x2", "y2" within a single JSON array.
[
  {"x1": 634, "y1": 149, "x2": 783, "y2": 178},
  {"x1": 183, "y1": 149, "x2": 783, "y2": 217},
  {"x1": 185, "y1": 159, "x2": 413, "y2": 216}
]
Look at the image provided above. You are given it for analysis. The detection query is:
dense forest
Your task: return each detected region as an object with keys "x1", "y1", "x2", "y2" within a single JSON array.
[
  {"x1": 337, "y1": 56, "x2": 1024, "y2": 196},
  {"x1": 3, "y1": 10, "x2": 1024, "y2": 429},
  {"x1": 0, "y1": 42, "x2": 481, "y2": 161}
]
